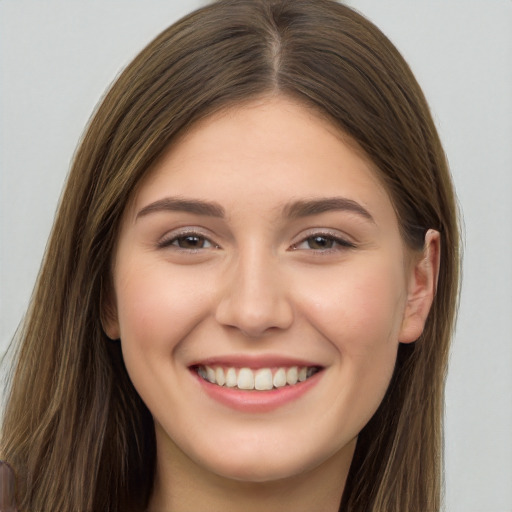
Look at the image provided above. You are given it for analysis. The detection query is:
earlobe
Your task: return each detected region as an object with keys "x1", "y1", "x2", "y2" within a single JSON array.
[
  {"x1": 102, "y1": 307, "x2": 120, "y2": 341},
  {"x1": 100, "y1": 277, "x2": 120, "y2": 340},
  {"x1": 398, "y1": 229, "x2": 441, "y2": 344}
]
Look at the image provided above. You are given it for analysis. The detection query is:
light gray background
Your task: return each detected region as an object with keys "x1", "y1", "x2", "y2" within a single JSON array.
[{"x1": 1, "y1": 2, "x2": 511, "y2": 511}]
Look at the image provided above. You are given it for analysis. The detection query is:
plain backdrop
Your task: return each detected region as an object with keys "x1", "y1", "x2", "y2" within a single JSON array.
[{"x1": 1, "y1": 2, "x2": 511, "y2": 511}]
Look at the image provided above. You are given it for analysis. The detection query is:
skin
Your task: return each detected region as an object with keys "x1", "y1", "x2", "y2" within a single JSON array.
[{"x1": 105, "y1": 95, "x2": 439, "y2": 512}]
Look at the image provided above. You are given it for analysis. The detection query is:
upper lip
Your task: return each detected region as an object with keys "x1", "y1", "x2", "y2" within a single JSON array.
[{"x1": 189, "y1": 354, "x2": 323, "y2": 369}]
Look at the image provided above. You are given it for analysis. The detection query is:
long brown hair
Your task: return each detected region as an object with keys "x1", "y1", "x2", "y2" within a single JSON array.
[{"x1": 1, "y1": 1, "x2": 459, "y2": 510}]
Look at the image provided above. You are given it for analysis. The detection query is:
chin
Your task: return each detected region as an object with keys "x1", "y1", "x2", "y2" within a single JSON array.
[
  {"x1": 192, "y1": 437, "x2": 341, "y2": 485},
  {"x1": 210, "y1": 457, "x2": 309, "y2": 484}
]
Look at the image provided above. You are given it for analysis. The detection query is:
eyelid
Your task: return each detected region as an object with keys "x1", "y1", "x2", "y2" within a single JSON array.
[
  {"x1": 289, "y1": 229, "x2": 356, "y2": 251},
  {"x1": 157, "y1": 227, "x2": 220, "y2": 250}
]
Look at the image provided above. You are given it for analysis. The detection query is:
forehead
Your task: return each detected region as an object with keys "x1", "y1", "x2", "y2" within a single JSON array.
[{"x1": 128, "y1": 95, "x2": 396, "y2": 227}]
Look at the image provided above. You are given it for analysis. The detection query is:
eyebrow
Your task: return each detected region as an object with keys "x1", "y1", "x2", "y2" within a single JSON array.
[
  {"x1": 136, "y1": 197, "x2": 225, "y2": 219},
  {"x1": 283, "y1": 197, "x2": 375, "y2": 223},
  {"x1": 136, "y1": 195, "x2": 374, "y2": 223}
]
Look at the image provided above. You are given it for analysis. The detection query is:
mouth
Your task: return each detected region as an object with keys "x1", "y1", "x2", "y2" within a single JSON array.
[{"x1": 193, "y1": 365, "x2": 322, "y2": 391}]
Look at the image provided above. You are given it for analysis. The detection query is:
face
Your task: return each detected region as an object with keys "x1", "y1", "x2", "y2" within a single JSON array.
[{"x1": 106, "y1": 96, "x2": 434, "y2": 484}]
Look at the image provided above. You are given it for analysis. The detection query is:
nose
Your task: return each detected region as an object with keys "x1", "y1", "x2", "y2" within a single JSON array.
[{"x1": 215, "y1": 248, "x2": 294, "y2": 338}]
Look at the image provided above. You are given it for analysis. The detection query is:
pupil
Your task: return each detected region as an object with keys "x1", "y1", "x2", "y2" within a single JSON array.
[
  {"x1": 309, "y1": 236, "x2": 332, "y2": 249},
  {"x1": 180, "y1": 236, "x2": 203, "y2": 248}
]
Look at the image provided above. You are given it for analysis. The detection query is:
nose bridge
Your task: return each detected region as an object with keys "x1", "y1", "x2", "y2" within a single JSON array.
[{"x1": 215, "y1": 241, "x2": 293, "y2": 337}]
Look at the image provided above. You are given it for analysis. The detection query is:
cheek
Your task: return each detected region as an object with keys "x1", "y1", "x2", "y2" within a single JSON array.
[
  {"x1": 302, "y1": 261, "x2": 406, "y2": 348},
  {"x1": 113, "y1": 260, "x2": 219, "y2": 415},
  {"x1": 296, "y1": 256, "x2": 407, "y2": 414},
  {"x1": 114, "y1": 260, "x2": 215, "y2": 354}
]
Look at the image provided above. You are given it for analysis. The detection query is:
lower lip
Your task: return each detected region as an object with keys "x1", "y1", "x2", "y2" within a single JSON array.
[{"x1": 192, "y1": 369, "x2": 323, "y2": 413}]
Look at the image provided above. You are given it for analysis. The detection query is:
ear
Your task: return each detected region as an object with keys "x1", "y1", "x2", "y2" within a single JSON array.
[
  {"x1": 100, "y1": 276, "x2": 120, "y2": 340},
  {"x1": 398, "y1": 229, "x2": 441, "y2": 344}
]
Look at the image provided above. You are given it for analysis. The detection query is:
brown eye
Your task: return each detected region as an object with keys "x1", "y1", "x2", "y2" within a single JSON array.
[
  {"x1": 174, "y1": 235, "x2": 210, "y2": 249},
  {"x1": 158, "y1": 231, "x2": 217, "y2": 251},
  {"x1": 291, "y1": 232, "x2": 355, "y2": 252},
  {"x1": 307, "y1": 236, "x2": 335, "y2": 250}
]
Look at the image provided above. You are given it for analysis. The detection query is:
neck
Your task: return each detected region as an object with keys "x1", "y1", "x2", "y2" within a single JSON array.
[{"x1": 147, "y1": 434, "x2": 355, "y2": 512}]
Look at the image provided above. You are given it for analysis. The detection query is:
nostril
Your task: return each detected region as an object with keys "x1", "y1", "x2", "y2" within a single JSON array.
[
  {"x1": 215, "y1": 294, "x2": 294, "y2": 337},
  {"x1": 214, "y1": 258, "x2": 294, "y2": 336}
]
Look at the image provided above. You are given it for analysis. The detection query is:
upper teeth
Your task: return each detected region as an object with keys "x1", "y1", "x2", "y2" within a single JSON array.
[{"x1": 197, "y1": 365, "x2": 318, "y2": 390}]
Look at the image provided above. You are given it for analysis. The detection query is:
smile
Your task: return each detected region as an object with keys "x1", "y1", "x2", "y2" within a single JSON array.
[{"x1": 195, "y1": 365, "x2": 321, "y2": 391}]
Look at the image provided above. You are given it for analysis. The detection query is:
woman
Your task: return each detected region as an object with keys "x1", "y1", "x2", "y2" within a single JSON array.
[{"x1": 1, "y1": 0, "x2": 460, "y2": 510}]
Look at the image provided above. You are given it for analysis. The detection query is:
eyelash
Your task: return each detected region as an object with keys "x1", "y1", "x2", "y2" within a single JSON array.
[
  {"x1": 157, "y1": 230, "x2": 219, "y2": 251},
  {"x1": 157, "y1": 229, "x2": 355, "y2": 253},
  {"x1": 291, "y1": 232, "x2": 356, "y2": 252}
]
